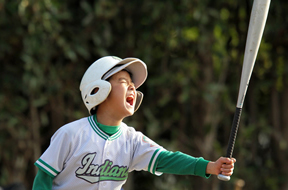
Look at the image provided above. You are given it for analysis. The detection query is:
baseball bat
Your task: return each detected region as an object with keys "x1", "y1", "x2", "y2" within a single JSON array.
[{"x1": 217, "y1": 0, "x2": 271, "y2": 181}]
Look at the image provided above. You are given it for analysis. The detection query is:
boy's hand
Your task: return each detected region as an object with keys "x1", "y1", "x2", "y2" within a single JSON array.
[{"x1": 206, "y1": 157, "x2": 236, "y2": 176}]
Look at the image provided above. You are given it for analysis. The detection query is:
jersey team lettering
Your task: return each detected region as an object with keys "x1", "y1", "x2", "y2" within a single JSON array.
[{"x1": 75, "y1": 152, "x2": 129, "y2": 183}]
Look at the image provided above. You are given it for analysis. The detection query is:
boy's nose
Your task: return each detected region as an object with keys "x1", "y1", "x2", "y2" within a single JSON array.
[{"x1": 128, "y1": 83, "x2": 135, "y2": 90}]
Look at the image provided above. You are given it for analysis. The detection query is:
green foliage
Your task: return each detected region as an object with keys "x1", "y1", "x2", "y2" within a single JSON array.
[{"x1": 1, "y1": 0, "x2": 288, "y2": 189}]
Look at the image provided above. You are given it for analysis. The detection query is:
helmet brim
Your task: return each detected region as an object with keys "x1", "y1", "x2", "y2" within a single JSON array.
[{"x1": 102, "y1": 58, "x2": 147, "y2": 89}]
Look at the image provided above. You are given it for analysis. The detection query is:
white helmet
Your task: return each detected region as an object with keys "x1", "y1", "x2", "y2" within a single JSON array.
[{"x1": 80, "y1": 56, "x2": 147, "y2": 114}]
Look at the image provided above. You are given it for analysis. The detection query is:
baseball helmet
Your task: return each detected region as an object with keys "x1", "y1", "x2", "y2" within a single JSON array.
[{"x1": 80, "y1": 56, "x2": 147, "y2": 114}]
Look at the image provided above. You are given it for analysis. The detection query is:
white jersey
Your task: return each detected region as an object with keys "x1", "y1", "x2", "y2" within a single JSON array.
[{"x1": 35, "y1": 115, "x2": 165, "y2": 190}]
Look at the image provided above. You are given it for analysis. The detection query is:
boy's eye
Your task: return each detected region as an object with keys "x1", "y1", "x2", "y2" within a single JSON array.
[
  {"x1": 119, "y1": 78, "x2": 134, "y2": 87},
  {"x1": 119, "y1": 78, "x2": 131, "y2": 84},
  {"x1": 120, "y1": 79, "x2": 128, "y2": 84}
]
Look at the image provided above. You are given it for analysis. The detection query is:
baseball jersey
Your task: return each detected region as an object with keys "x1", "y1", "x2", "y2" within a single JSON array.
[{"x1": 35, "y1": 115, "x2": 165, "y2": 190}]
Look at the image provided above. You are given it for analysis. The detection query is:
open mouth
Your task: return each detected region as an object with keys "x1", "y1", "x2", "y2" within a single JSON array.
[{"x1": 126, "y1": 96, "x2": 134, "y2": 106}]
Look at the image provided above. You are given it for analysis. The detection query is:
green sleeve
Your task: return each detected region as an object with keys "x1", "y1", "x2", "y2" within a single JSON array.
[
  {"x1": 32, "y1": 169, "x2": 54, "y2": 190},
  {"x1": 156, "y1": 151, "x2": 211, "y2": 178}
]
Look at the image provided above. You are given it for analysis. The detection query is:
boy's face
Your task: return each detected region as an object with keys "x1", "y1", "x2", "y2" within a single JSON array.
[{"x1": 99, "y1": 70, "x2": 136, "y2": 119}]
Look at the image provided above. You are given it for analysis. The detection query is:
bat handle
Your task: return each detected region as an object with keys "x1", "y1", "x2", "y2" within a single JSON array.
[{"x1": 218, "y1": 107, "x2": 242, "y2": 181}]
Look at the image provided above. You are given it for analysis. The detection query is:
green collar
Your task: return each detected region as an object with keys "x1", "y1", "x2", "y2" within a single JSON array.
[{"x1": 93, "y1": 115, "x2": 120, "y2": 136}]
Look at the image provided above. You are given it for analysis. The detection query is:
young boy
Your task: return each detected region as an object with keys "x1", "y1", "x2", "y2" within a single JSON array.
[{"x1": 33, "y1": 56, "x2": 236, "y2": 190}]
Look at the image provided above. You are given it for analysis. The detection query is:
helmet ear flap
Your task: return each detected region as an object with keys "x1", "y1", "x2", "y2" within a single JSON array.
[
  {"x1": 135, "y1": 91, "x2": 144, "y2": 112},
  {"x1": 81, "y1": 80, "x2": 111, "y2": 114}
]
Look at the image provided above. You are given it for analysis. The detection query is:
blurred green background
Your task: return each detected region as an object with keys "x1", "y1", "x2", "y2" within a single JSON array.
[{"x1": 1, "y1": 0, "x2": 287, "y2": 189}]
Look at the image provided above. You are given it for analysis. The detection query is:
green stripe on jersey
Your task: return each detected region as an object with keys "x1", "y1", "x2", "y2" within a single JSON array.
[
  {"x1": 108, "y1": 128, "x2": 122, "y2": 141},
  {"x1": 88, "y1": 115, "x2": 123, "y2": 141},
  {"x1": 148, "y1": 148, "x2": 161, "y2": 174},
  {"x1": 93, "y1": 115, "x2": 120, "y2": 135},
  {"x1": 88, "y1": 116, "x2": 109, "y2": 140},
  {"x1": 35, "y1": 159, "x2": 59, "y2": 177}
]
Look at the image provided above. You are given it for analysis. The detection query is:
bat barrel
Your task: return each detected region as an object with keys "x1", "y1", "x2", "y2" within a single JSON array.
[{"x1": 236, "y1": 0, "x2": 271, "y2": 108}]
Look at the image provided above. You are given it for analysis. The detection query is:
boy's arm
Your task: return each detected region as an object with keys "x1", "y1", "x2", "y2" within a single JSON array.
[
  {"x1": 156, "y1": 151, "x2": 210, "y2": 178},
  {"x1": 156, "y1": 151, "x2": 235, "y2": 178},
  {"x1": 32, "y1": 169, "x2": 53, "y2": 190}
]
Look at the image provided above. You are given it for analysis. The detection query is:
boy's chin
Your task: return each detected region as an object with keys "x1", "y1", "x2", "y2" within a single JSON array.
[
  {"x1": 124, "y1": 107, "x2": 135, "y2": 116},
  {"x1": 127, "y1": 109, "x2": 135, "y2": 116},
  {"x1": 125, "y1": 113, "x2": 134, "y2": 117}
]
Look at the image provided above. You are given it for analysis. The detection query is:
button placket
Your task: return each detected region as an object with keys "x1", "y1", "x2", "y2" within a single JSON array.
[{"x1": 104, "y1": 140, "x2": 111, "y2": 157}]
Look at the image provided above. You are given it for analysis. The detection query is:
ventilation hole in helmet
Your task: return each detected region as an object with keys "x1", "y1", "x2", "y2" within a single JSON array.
[
  {"x1": 85, "y1": 95, "x2": 87, "y2": 99},
  {"x1": 86, "y1": 101, "x2": 89, "y2": 104},
  {"x1": 91, "y1": 87, "x2": 99, "y2": 95}
]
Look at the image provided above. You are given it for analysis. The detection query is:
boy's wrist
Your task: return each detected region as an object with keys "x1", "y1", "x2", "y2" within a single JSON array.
[{"x1": 206, "y1": 161, "x2": 215, "y2": 175}]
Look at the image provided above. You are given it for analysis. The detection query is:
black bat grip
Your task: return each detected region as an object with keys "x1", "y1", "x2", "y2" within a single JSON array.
[
  {"x1": 226, "y1": 107, "x2": 242, "y2": 158},
  {"x1": 218, "y1": 107, "x2": 242, "y2": 181}
]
